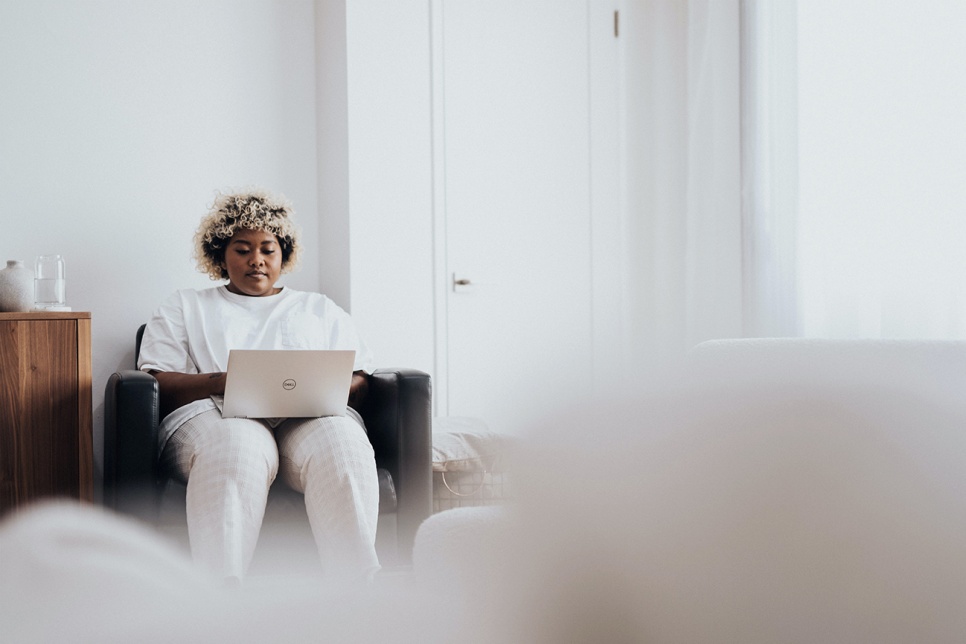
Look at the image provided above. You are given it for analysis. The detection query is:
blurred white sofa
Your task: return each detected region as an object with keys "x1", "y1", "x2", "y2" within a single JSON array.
[{"x1": 413, "y1": 338, "x2": 966, "y2": 642}]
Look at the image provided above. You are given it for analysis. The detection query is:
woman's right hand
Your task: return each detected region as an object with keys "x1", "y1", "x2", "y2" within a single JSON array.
[{"x1": 149, "y1": 370, "x2": 227, "y2": 420}]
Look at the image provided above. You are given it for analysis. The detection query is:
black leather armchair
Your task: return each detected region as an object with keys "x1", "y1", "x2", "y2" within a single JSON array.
[{"x1": 103, "y1": 325, "x2": 433, "y2": 565}]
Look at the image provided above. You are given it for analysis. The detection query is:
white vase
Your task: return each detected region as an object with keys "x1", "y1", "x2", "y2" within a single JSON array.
[{"x1": 0, "y1": 259, "x2": 35, "y2": 312}]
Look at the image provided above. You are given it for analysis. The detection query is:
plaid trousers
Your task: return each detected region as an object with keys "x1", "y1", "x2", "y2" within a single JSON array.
[{"x1": 160, "y1": 408, "x2": 380, "y2": 581}]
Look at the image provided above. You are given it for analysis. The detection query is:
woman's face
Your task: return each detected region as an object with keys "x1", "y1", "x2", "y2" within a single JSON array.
[{"x1": 221, "y1": 228, "x2": 283, "y2": 297}]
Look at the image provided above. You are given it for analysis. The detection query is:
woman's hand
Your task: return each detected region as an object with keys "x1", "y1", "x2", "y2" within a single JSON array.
[
  {"x1": 348, "y1": 370, "x2": 369, "y2": 413},
  {"x1": 149, "y1": 370, "x2": 227, "y2": 420}
]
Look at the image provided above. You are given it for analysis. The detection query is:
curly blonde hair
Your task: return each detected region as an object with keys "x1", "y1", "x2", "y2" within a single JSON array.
[{"x1": 194, "y1": 189, "x2": 302, "y2": 280}]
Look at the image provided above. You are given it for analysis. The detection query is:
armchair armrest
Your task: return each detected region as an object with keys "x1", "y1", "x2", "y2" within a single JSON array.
[
  {"x1": 103, "y1": 369, "x2": 161, "y2": 519},
  {"x1": 363, "y1": 368, "x2": 433, "y2": 559}
]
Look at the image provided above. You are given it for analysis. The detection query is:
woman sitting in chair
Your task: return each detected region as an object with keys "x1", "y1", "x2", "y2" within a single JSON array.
[{"x1": 138, "y1": 189, "x2": 378, "y2": 583}]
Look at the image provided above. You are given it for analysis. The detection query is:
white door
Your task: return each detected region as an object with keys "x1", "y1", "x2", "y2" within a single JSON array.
[{"x1": 432, "y1": 0, "x2": 619, "y2": 435}]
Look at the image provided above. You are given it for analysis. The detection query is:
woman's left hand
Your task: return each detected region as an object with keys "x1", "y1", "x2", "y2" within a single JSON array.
[{"x1": 348, "y1": 370, "x2": 369, "y2": 412}]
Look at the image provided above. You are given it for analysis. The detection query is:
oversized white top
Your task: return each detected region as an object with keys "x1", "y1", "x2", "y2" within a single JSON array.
[{"x1": 138, "y1": 286, "x2": 374, "y2": 449}]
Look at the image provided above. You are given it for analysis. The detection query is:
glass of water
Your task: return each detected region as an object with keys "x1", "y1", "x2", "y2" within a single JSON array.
[{"x1": 34, "y1": 254, "x2": 66, "y2": 309}]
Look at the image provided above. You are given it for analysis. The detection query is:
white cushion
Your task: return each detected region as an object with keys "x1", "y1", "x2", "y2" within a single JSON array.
[{"x1": 432, "y1": 416, "x2": 511, "y2": 472}]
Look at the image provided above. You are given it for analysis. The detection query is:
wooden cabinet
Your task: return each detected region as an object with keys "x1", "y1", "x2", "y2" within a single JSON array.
[{"x1": 0, "y1": 312, "x2": 92, "y2": 514}]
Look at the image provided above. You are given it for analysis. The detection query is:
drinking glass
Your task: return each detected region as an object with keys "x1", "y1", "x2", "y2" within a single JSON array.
[{"x1": 34, "y1": 254, "x2": 66, "y2": 309}]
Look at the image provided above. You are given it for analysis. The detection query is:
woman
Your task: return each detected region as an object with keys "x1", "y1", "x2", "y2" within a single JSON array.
[{"x1": 138, "y1": 189, "x2": 379, "y2": 583}]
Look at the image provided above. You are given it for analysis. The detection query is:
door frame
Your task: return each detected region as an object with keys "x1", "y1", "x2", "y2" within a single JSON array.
[{"x1": 429, "y1": 0, "x2": 625, "y2": 418}]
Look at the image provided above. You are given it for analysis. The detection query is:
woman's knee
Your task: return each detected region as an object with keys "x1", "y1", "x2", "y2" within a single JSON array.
[
  {"x1": 196, "y1": 418, "x2": 280, "y2": 479},
  {"x1": 279, "y1": 416, "x2": 373, "y2": 466}
]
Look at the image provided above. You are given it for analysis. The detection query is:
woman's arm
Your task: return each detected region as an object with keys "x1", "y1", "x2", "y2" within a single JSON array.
[
  {"x1": 151, "y1": 369, "x2": 367, "y2": 418},
  {"x1": 149, "y1": 370, "x2": 227, "y2": 420},
  {"x1": 348, "y1": 370, "x2": 369, "y2": 413}
]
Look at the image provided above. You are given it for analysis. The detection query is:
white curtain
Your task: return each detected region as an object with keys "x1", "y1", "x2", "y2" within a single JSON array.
[
  {"x1": 740, "y1": 0, "x2": 799, "y2": 338},
  {"x1": 684, "y1": 0, "x2": 744, "y2": 348},
  {"x1": 623, "y1": 0, "x2": 745, "y2": 366},
  {"x1": 624, "y1": 0, "x2": 966, "y2": 369},
  {"x1": 738, "y1": 0, "x2": 966, "y2": 342}
]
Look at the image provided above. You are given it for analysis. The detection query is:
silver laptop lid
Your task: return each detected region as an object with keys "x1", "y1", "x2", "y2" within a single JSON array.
[{"x1": 220, "y1": 349, "x2": 356, "y2": 419}]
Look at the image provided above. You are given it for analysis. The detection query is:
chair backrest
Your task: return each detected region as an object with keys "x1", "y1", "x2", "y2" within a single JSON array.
[{"x1": 135, "y1": 324, "x2": 146, "y2": 366}]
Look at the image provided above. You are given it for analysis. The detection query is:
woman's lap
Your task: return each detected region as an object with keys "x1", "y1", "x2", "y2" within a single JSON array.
[{"x1": 160, "y1": 408, "x2": 372, "y2": 490}]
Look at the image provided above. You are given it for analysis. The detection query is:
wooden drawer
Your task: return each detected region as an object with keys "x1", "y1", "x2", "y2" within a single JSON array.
[{"x1": 0, "y1": 312, "x2": 92, "y2": 513}]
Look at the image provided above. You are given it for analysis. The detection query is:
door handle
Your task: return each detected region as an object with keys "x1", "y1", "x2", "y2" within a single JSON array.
[{"x1": 453, "y1": 274, "x2": 475, "y2": 292}]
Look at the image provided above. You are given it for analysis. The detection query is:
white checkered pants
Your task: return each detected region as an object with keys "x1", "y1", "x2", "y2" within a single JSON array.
[{"x1": 159, "y1": 408, "x2": 379, "y2": 581}]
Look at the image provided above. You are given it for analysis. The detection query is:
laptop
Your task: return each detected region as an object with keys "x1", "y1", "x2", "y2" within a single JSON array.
[{"x1": 211, "y1": 349, "x2": 356, "y2": 422}]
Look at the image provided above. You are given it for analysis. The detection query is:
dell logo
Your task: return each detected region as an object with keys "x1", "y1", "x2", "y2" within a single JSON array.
[{"x1": 282, "y1": 379, "x2": 297, "y2": 390}]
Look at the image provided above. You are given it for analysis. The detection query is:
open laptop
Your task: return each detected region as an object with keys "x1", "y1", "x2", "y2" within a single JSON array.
[{"x1": 211, "y1": 349, "x2": 356, "y2": 422}]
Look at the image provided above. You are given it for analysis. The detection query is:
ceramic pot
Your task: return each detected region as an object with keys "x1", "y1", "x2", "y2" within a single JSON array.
[{"x1": 0, "y1": 259, "x2": 35, "y2": 312}]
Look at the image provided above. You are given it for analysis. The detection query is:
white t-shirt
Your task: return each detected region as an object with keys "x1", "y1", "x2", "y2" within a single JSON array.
[{"x1": 138, "y1": 285, "x2": 374, "y2": 449}]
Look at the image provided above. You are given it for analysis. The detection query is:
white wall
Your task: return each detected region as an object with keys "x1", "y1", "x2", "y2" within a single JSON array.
[
  {"x1": 315, "y1": 0, "x2": 351, "y2": 308},
  {"x1": 344, "y1": 1, "x2": 436, "y2": 376},
  {"x1": 0, "y1": 0, "x2": 320, "y2": 492},
  {"x1": 797, "y1": 0, "x2": 966, "y2": 339},
  {"x1": 315, "y1": 0, "x2": 436, "y2": 379}
]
